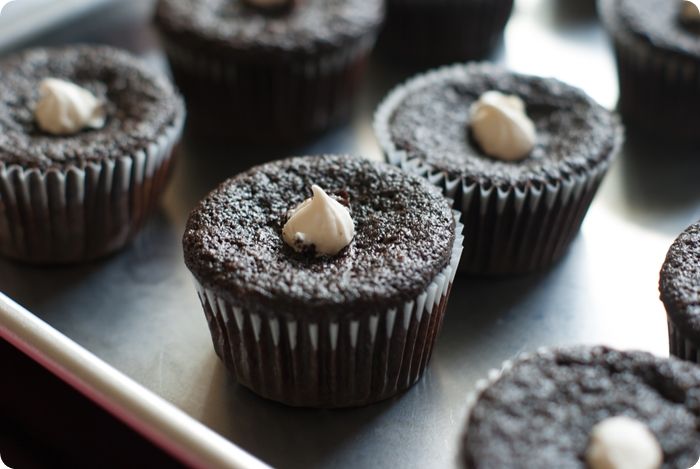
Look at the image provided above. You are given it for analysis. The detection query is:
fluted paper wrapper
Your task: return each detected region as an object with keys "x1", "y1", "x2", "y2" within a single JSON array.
[
  {"x1": 394, "y1": 158, "x2": 608, "y2": 274},
  {"x1": 160, "y1": 33, "x2": 377, "y2": 142},
  {"x1": 600, "y1": 0, "x2": 700, "y2": 140},
  {"x1": 0, "y1": 117, "x2": 184, "y2": 264},
  {"x1": 193, "y1": 212, "x2": 463, "y2": 408},
  {"x1": 374, "y1": 64, "x2": 614, "y2": 275},
  {"x1": 668, "y1": 319, "x2": 700, "y2": 364}
]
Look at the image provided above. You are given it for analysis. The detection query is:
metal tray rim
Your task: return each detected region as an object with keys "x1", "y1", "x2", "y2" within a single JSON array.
[{"x1": 0, "y1": 292, "x2": 271, "y2": 469}]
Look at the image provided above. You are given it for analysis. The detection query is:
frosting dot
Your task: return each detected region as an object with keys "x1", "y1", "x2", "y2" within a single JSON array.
[
  {"x1": 469, "y1": 90, "x2": 536, "y2": 162},
  {"x1": 585, "y1": 416, "x2": 662, "y2": 469},
  {"x1": 282, "y1": 185, "x2": 355, "y2": 257},
  {"x1": 35, "y1": 78, "x2": 105, "y2": 136}
]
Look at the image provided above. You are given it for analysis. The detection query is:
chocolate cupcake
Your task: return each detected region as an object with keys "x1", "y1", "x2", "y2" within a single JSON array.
[
  {"x1": 183, "y1": 155, "x2": 463, "y2": 408},
  {"x1": 0, "y1": 45, "x2": 185, "y2": 264},
  {"x1": 374, "y1": 63, "x2": 623, "y2": 275},
  {"x1": 155, "y1": 0, "x2": 384, "y2": 143},
  {"x1": 660, "y1": 221, "x2": 700, "y2": 363},
  {"x1": 461, "y1": 346, "x2": 700, "y2": 468},
  {"x1": 379, "y1": 0, "x2": 514, "y2": 66},
  {"x1": 599, "y1": 0, "x2": 700, "y2": 140}
]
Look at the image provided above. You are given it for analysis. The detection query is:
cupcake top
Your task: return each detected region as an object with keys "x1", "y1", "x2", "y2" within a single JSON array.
[
  {"x1": 462, "y1": 346, "x2": 700, "y2": 468},
  {"x1": 600, "y1": 0, "x2": 700, "y2": 58},
  {"x1": 660, "y1": 221, "x2": 700, "y2": 341},
  {"x1": 0, "y1": 45, "x2": 185, "y2": 170},
  {"x1": 155, "y1": 0, "x2": 384, "y2": 54},
  {"x1": 183, "y1": 155, "x2": 457, "y2": 318},
  {"x1": 375, "y1": 63, "x2": 621, "y2": 188}
]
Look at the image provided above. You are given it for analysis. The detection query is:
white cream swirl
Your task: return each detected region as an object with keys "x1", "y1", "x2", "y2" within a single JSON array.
[
  {"x1": 35, "y1": 78, "x2": 106, "y2": 136},
  {"x1": 469, "y1": 90, "x2": 536, "y2": 161},
  {"x1": 282, "y1": 185, "x2": 355, "y2": 257},
  {"x1": 585, "y1": 416, "x2": 662, "y2": 469}
]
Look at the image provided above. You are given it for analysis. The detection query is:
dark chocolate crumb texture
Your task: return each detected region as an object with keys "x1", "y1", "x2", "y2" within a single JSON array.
[
  {"x1": 0, "y1": 45, "x2": 184, "y2": 170},
  {"x1": 386, "y1": 65, "x2": 619, "y2": 187},
  {"x1": 462, "y1": 346, "x2": 700, "y2": 469},
  {"x1": 661, "y1": 221, "x2": 700, "y2": 342},
  {"x1": 155, "y1": 0, "x2": 384, "y2": 55},
  {"x1": 183, "y1": 155, "x2": 456, "y2": 319}
]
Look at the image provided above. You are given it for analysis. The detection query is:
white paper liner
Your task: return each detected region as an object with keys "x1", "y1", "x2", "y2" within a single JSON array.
[
  {"x1": 374, "y1": 63, "x2": 618, "y2": 274},
  {"x1": 0, "y1": 115, "x2": 184, "y2": 264},
  {"x1": 193, "y1": 211, "x2": 464, "y2": 408},
  {"x1": 668, "y1": 319, "x2": 700, "y2": 363}
]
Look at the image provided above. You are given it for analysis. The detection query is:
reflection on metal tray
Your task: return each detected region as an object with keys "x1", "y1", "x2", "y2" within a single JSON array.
[{"x1": 2, "y1": 0, "x2": 700, "y2": 467}]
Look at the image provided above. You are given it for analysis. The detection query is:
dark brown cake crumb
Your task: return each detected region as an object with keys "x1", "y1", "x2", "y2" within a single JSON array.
[
  {"x1": 386, "y1": 65, "x2": 620, "y2": 187},
  {"x1": 462, "y1": 346, "x2": 700, "y2": 469},
  {"x1": 155, "y1": 0, "x2": 384, "y2": 54},
  {"x1": 183, "y1": 155, "x2": 456, "y2": 319},
  {"x1": 660, "y1": 221, "x2": 700, "y2": 341},
  {"x1": 0, "y1": 45, "x2": 184, "y2": 170},
  {"x1": 610, "y1": 0, "x2": 700, "y2": 57}
]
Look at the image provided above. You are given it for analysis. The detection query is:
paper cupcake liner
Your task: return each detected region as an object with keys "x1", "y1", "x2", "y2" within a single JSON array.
[
  {"x1": 0, "y1": 116, "x2": 184, "y2": 264},
  {"x1": 600, "y1": 0, "x2": 700, "y2": 140},
  {"x1": 374, "y1": 64, "x2": 617, "y2": 275},
  {"x1": 160, "y1": 33, "x2": 378, "y2": 143},
  {"x1": 193, "y1": 211, "x2": 463, "y2": 408},
  {"x1": 404, "y1": 159, "x2": 608, "y2": 274},
  {"x1": 379, "y1": 0, "x2": 514, "y2": 65},
  {"x1": 668, "y1": 319, "x2": 700, "y2": 364}
]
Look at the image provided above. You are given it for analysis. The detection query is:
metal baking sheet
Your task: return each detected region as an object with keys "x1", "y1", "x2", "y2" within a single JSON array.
[
  {"x1": 0, "y1": 294, "x2": 271, "y2": 469},
  {"x1": 2, "y1": 0, "x2": 699, "y2": 467}
]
